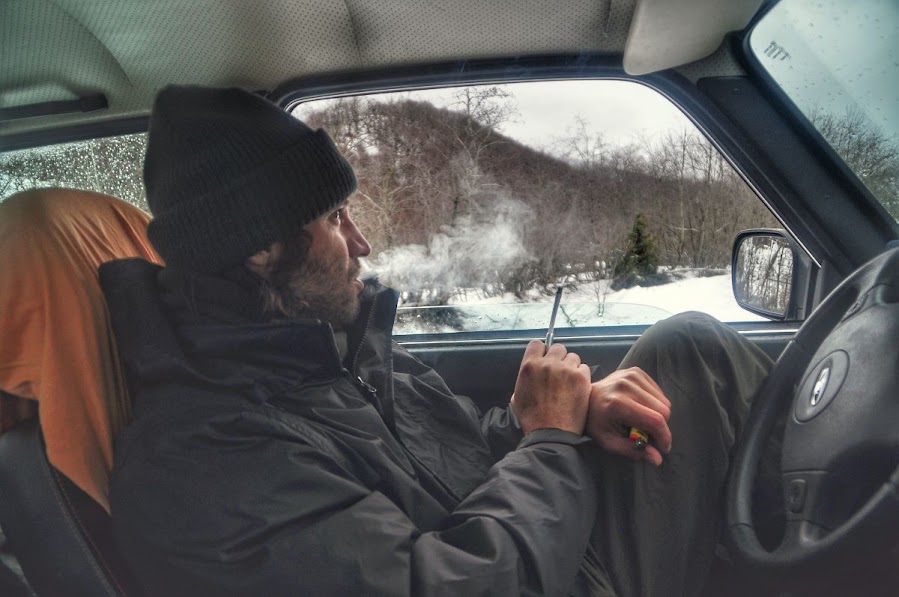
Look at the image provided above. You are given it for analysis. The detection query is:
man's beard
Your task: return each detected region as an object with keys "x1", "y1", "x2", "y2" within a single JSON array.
[{"x1": 262, "y1": 248, "x2": 362, "y2": 329}]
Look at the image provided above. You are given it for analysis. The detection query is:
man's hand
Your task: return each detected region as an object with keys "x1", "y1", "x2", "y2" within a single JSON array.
[
  {"x1": 511, "y1": 340, "x2": 592, "y2": 435},
  {"x1": 587, "y1": 367, "x2": 673, "y2": 466}
]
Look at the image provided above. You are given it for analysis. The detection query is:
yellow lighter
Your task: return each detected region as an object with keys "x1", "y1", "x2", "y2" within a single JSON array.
[{"x1": 628, "y1": 426, "x2": 648, "y2": 451}]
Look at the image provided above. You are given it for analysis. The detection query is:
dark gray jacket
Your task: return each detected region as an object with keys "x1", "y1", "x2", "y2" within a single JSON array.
[{"x1": 100, "y1": 258, "x2": 598, "y2": 597}]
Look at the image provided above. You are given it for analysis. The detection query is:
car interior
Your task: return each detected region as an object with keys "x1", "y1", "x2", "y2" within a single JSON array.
[{"x1": 1, "y1": 0, "x2": 897, "y2": 595}]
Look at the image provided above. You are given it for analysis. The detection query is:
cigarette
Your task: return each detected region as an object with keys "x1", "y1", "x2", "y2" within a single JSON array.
[{"x1": 544, "y1": 286, "x2": 563, "y2": 353}]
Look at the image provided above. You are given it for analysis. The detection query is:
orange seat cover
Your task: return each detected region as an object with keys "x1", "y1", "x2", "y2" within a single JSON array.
[{"x1": 0, "y1": 188, "x2": 162, "y2": 511}]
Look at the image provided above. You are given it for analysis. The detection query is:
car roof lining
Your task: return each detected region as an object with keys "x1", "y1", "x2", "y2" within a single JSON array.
[{"x1": 1, "y1": 0, "x2": 756, "y2": 141}]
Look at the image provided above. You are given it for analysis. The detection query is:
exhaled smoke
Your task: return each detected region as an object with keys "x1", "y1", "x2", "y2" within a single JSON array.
[{"x1": 363, "y1": 197, "x2": 534, "y2": 304}]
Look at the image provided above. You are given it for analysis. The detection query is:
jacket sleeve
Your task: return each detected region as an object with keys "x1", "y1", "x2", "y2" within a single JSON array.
[
  {"x1": 479, "y1": 403, "x2": 526, "y2": 460},
  {"x1": 111, "y1": 409, "x2": 598, "y2": 597}
]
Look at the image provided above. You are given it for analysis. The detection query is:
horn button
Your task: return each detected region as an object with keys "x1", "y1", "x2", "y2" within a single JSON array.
[{"x1": 794, "y1": 350, "x2": 849, "y2": 422}]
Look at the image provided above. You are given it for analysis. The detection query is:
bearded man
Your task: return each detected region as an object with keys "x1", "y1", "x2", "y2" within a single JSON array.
[{"x1": 100, "y1": 86, "x2": 775, "y2": 597}]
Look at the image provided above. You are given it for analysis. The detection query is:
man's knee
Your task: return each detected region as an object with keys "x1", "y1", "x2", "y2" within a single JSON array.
[
  {"x1": 621, "y1": 310, "x2": 771, "y2": 396},
  {"x1": 634, "y1": 311, "x2": 731, "y2": 359},
  {"x1": 626, "y1": 311, "x2": 772, "y2": 434}
]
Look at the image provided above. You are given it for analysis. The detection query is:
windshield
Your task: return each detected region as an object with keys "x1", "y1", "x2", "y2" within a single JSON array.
[{"x1": 749, "y1": 0, "x2": 899, "y2": 222}]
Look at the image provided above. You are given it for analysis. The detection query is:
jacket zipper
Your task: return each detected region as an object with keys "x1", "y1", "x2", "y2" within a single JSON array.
[
  {"x1": 349, "y1": 296, "x2": 378, "y2": 376},
  {"x1": 352, "y1": 374, "x2": 380, "y2": 406},
  {"x1": 348, "y1": 296, "x2": 398, "y2": 434},
  {"x1": 346, "y1": 299, "x2": 462, "y2": 504}
]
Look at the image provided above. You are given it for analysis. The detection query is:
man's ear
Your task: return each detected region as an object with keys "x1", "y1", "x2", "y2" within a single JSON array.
[{"x1": 244, "y1": 243, "x2": 282, "y2": 279}]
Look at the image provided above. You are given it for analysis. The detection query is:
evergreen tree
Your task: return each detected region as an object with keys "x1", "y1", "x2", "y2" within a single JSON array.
[{"x1": 614, "y1": 212, "x2": 658, "y2": 279}]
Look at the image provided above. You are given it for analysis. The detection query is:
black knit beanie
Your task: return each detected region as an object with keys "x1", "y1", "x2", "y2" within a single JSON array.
[{"x1": 143, "y1": 85, "x2": 356, "y2": 272}]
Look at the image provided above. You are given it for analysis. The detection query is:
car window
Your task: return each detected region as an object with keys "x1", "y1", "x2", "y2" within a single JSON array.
[
  {"x1": 749, "y1": 0, "x2": 899, "y2": 222},
  {"x1": 0, "y1": 134, "x2": 150, "y2": 212},
  {"x1": 293, "y1": 81, "x2": 780, "y2": 335}
]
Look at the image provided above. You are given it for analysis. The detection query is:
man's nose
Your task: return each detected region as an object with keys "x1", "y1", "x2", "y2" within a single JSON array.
[{"x1": 347, "y1": 221, "x2": 371, "y2": 258}]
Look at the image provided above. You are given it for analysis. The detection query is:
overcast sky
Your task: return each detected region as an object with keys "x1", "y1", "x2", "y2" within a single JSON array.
[
  {"x1": 296, "y1": 79, "x2": 693, "y2": 155},
  {"x1": 413, "y1": 80, "x2": 692, "y2": 151}
]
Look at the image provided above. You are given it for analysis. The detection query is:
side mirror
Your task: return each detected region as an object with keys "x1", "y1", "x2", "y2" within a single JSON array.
[{"x1": 732, "y1": 229, "x2": 810, "y2": 320}]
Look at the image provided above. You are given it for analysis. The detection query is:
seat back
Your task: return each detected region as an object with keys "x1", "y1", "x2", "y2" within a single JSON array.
[
  {"x1": 0, "y1": 188, "x2": 162, "y2": 596},
  {"x1": 0, "y1": 419, "x2": 143, "y2": 597}
]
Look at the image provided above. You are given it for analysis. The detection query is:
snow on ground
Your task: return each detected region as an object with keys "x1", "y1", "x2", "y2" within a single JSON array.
[
  {"x1": 582, "y1": 273, "x2": 765, "y2": 323},
  {"x1": 395, "y1": 269, "x2": 764, "y2": 335},
  {"x1": 450, "y1": 270, "x2": 765, "y2": 323}
]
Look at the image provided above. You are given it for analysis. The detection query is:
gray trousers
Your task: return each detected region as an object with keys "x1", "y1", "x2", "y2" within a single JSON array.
[{"x1": 573, "y1": 312, "x2": 776, "y2": 597}]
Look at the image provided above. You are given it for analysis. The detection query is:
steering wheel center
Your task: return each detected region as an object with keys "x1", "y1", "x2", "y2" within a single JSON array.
[{"x1": 794, "y1": 350, "x2": 848, "y2": 422}]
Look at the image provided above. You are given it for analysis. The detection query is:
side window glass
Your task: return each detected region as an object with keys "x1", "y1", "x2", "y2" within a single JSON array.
[
  {"x1": 294, "y1": 81, "x2": 780, "y2": 335},
  {"x1": 0, "y1": 133, "x2": 149, "y2": 212}
]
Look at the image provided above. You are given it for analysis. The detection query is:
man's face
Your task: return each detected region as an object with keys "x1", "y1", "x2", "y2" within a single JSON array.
[{"x1": 265, "y1": 201, "x2": 372, "y2": 328}]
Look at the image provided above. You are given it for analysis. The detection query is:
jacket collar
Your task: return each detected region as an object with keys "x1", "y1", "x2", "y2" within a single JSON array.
[
  {"x1": 103, "y1": 258, "x2": 400, "y2": 417},
  {"x1": 158, "y1": 264, "x2": 399, "y2": 367}
]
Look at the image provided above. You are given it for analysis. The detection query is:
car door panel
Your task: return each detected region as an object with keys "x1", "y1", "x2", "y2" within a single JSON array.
[{"x1": 405, "y1": 326, "x2": 793, "y2": 412}]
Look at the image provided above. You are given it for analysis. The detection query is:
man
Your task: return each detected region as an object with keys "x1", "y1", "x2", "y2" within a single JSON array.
[{"x1": 100, "y1": 86, "x2": 774, "y2": 596}]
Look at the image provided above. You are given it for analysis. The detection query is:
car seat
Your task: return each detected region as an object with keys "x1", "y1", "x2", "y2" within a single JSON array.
[
  {"x1": 0, "y1": 418, "x2": 144, "y2": 596},
  {"x1": 0, "y1": 188, "x2": 162, "y2": 596}
]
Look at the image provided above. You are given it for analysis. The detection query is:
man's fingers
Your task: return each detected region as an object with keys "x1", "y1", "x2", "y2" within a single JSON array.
[
  {"x1": 624, "y1": 404, "x2": 672, "y2": 454},
  {"x1": 627, "y1": 382, "x2": 672, "y2": 422},
  {"x1": 602, "y1": 434, "x2": 664, "y2": 466},
  {"x1": 545, "y1": 342, "x2": 568, "y2": 359},
  {"x1": 604, "y1": 370, "x2": 672, "y2": 421},
  {"x1": 623, "y1": 367, "x2": 671, "y2": 409},
  {"x1": 563, "y1": 351, "x2": 582, "y2": 367},
  {"x1": 588, "y1": 368, "x2": 674, "y2": 462},
  {"x1": 523, "y1": 339, "x2": 546, "y2": 361},
  {"x1": 513, "y1": 342, "x2": 590, "y2": 436}
]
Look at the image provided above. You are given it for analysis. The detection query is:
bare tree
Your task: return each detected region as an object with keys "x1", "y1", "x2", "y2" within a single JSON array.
[
  {"x1": 444, "y1": 87, "x2": 519, "y2": 224},
  {"x1": 643, "y1": 130, "x2": 777, "y2": 268},
  {"x1": 810, "y1": 107, "x2": 899, "y2": 220}
]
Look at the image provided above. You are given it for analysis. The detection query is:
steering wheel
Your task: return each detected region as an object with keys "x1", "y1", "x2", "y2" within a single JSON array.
[{"x1": 726, "y1": 246, "x2": 899, "y2": 574}]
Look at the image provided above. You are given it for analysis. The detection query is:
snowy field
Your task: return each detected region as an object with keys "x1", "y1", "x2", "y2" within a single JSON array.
[{"x1": 395, "y1": 269, "x2": 765, "y2": 335}]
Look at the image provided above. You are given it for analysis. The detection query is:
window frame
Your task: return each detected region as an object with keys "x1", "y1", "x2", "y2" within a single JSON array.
[{"x1": 274, "y1": 54, "x2": 815, "y2": 343}]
